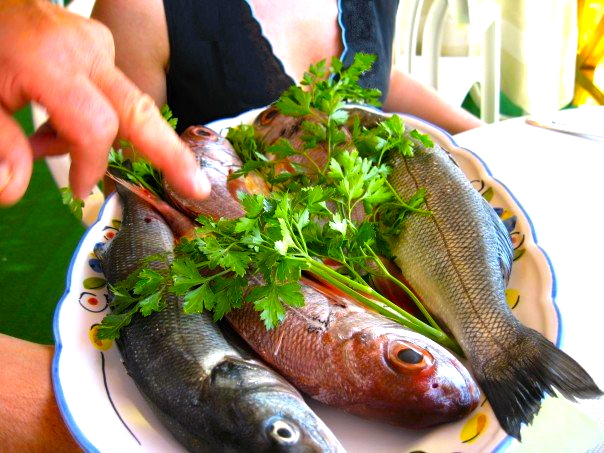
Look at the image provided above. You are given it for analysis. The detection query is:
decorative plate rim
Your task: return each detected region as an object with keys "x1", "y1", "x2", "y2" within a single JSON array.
[{"x1": 52, "y1": 191, "x2": 118, "y2": 453}]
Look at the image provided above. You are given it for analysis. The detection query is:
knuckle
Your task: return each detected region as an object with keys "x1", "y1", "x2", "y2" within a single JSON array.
[
  {"x1": 97, "y1": 108, "x2": 120, "y2": 138},
  {"x1": 90, "y1": 110, "x2": 119, "y2": 145},
  {"x1": 0, "y1": 70, "x2": 26, "y2": 110},
  {"x1": 74, "y1": 108, "x2": 118, "y2": 151},
  {"x1": 123, "y1": 92, "x2": 160, "y2": 132},
  {"x1": 88, "y1": 20, "x2": 116, "y2": 58},
  {"x1": 77, "y1": 19, "x2": 115, "y2": 68}
]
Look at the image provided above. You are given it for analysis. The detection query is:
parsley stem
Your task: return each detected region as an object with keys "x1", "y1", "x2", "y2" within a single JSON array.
[
  {"x1": 385, "y1": 180, "x2": 431, "y2": 214},
  {"x1": 306, "y1": 259, "x2": 461, "y2": 354},
  {"x1": 364, "y1": 246, "x2": 442, "y2": 331}
]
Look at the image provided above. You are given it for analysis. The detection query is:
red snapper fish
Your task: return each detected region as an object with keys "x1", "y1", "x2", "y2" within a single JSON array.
[{"x1": 226, "y1": 276, "x2": 481, "y2": 428}]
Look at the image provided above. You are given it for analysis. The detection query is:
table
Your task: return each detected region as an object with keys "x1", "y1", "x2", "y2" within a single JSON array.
[{"x1": 453, "y1": 106, "x2": 604, "y2": 451}]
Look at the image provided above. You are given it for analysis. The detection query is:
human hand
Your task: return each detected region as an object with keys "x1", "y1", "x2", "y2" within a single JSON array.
[
  {"x1": 0, "y1": 0, "x2": 210, "y2": 205},
  {"x1": 0, "y1": 334, "x2": 81, "y2": 451}
]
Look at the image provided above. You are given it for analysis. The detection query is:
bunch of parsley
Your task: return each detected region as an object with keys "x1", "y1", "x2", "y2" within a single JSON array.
[{"x1": 97, "y1": 55, "x2": 460, "y2": 353}]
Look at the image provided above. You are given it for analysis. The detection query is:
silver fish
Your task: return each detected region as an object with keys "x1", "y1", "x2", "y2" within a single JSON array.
[
  {"x1": 98, "y1": 181, "x2": 344, "y2": 452},
  {"x1": 387, "y1": 135, "x2": 602, "y2": 439}
]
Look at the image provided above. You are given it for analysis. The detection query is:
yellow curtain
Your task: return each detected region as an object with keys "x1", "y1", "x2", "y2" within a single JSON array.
[{"x1": 574, "y1": 0, "x2": 604, "y2": 105}]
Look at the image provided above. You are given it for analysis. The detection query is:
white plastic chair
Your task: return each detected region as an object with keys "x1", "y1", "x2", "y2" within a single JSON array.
[
  {"x1": 394, "y1": 0, "x2": 501, "y2": 123},
  {"x1": 33, "y1": 0, "x2": 102, "y2": 226}
]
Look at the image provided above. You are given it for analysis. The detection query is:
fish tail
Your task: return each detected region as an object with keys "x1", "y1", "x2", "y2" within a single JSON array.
[{"x1": 477, "y1": 326, "x2": 602, "y2": 440}]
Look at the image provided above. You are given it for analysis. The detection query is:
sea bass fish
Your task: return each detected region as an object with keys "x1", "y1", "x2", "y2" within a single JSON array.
[
  {"x1": 387, "y1": 133, "x2": 602, "y2": 438},
  {"x1": 98, "y1": 182, "x2": 344, "y2": 452},
  {"x1": 226, "y1": 276, "x2": 481, "y2": 429}
]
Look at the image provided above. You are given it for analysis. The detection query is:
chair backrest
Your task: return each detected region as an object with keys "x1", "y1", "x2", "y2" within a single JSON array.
[{"x1": 394, "y1": 0, "x2": 501, "y2": 123}]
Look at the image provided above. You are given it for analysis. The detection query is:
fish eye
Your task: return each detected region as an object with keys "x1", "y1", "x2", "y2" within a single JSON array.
[
  {"x1": 267, "y1": 419, "x2": 300, "y2": 445},
  {"x1": 192, "y1": 126, "x2": 219, "y2": 141},
  {"x1": 259, "y1": 106, "x2": 280, "y2": 125},
  {"x1": 386, "y1": 340, "x2": 433, "y2": 373},
  {"x1": 397, "y1": 348, "x2": 423, "y2": 364}
]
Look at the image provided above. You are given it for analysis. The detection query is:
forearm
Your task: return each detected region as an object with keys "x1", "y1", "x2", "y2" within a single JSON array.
[
  {"x1": 383, "y1": 68, "x2": 485, "y2": 134},
  {"x1": 0, "y1": 334, "x2": 81, "y2": 451}
]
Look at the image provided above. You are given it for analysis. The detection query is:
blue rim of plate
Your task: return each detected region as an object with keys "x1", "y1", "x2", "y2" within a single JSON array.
[
  {"x1": 52, "y1": 192, "x2": 118, "y2": 453},
  {"x1": 52, "y1": 112, "x2": 561, "y2": 452}
]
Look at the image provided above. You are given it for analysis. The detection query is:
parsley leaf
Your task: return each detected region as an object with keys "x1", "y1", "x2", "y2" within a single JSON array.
[{"x1": 60, "y1": 187, "x2": 84, "y2": 220}]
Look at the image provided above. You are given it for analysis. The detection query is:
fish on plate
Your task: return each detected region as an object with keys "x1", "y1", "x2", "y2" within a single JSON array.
[
  {"x1": 97, "y1": 180, "x2": 343, "y2": 452},
  {"x1": 382, "y1": 118, "x2": 603, "y2": 439},
  {"x1": 227, "y1": 275, "x2": 481, "y2": 428},
  {"x1": 163, "y1": 125, "x2": 267, "y2": 220},
  {"x1": 250, "y1": 103, "x2": 602, "y2": 438}
]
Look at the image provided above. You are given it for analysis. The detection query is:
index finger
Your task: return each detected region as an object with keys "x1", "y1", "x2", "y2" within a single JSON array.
[{"x1": 97, "y1": 68, "x2": 210, "y2": 200}]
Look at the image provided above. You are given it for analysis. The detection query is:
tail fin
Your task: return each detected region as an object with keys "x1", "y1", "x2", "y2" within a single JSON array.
[
  {"x1": 477, "y1": 326, "x2": 602, "y2": 439},
  {"x1": 106, "y1": 170, "x2": 198, "y2": 240}
]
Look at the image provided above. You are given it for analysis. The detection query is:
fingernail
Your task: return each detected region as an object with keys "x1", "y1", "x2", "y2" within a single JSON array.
[
  {"x1": 194, "y1": 167, "x2": 211, "y2": 199},
  {"x1": 0, "y1": 161, "x2": 11, "y2": 194}
]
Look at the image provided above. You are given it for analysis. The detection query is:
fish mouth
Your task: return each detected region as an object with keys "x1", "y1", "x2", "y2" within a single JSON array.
[{"x1": 428, "y1": 350, "x2": 482, "y2": 417}]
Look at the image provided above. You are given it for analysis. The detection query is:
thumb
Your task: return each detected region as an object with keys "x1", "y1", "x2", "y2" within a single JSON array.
[{"x1": 0, "y1": 107, "x2": 33, "y2": 206}]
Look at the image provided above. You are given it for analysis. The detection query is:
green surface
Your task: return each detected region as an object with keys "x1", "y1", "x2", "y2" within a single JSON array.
[
  {"x1": 461, "y1": 88, "x2": 526, "y2": 119},
  {"x1": 0, "y1": 106, "x2": 85, "y2": 344}
]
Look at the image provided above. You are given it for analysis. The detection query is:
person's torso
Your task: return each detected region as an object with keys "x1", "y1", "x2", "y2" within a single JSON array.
[{"x1": 163, "y1": 0, "x2": 399, "y2": 132}]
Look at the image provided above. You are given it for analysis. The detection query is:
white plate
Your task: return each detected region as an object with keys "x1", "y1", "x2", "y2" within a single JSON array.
[{"x1": 53, "y1": 110, "x2": 558, "y2": 452}]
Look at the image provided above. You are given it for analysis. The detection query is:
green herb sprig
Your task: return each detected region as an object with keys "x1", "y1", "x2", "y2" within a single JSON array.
[
  {"x1": 60, "y1": 187, "x2": 84, "y2": 220},
  {"x1": 97, "y1": 56, "x2": 460, "y2": 354},
  {"x1": 167, "y1": 184, "x2": 458, "y2": 353},
  {"x1": 106, "y1": 104, "x2": 178, "y2": 198}
]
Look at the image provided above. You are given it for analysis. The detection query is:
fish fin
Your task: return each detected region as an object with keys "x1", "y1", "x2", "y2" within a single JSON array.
[
  {"x1": 478, "y1": 326, "x2": 602, "y2": 440},
  {"x1": 106, "y1": 171, "x2": 197, "y2": 239},
  {"x1": 483, "y1": 198, "x2": 514, "y2": 283},
  {"x1": 106, "y1": 170, "x2": 158, "y2": 204}
]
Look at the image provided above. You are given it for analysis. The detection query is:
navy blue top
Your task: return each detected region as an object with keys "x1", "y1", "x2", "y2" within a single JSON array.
[{"x1": 163, "y1": 0, "x2": 399, "y2": 133}]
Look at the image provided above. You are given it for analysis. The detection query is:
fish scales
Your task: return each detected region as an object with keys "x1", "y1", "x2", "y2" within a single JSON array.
[
  {"x1": 227, "y1": 277, "x2": 480, "y2": 429},
  {"x1": 389, "y1": 147, "x2": 518, "y2": 359},
  {"x1": 99, "y1": 183, "x2": 343, "y2": 452},
  {"x1": 387, "y1": 140, "x2": 602, "y2": 439}
]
